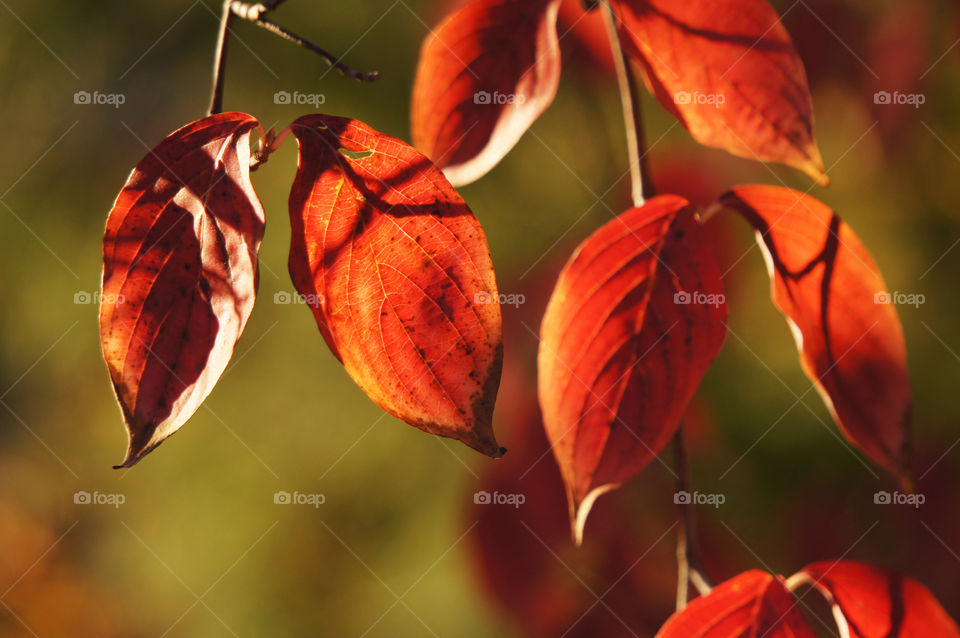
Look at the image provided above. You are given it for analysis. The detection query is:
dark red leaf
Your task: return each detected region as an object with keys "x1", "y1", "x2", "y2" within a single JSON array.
[
  {"x1": 538, "y1": 195, "x2": 726, "y2": 542},
  {"x1": 793, "y1": 560, "x2": 960, "y2": 638},
  {"x1": 287, "y1": 114, "x2": 503, "y2": 456},
  {"x1": 100, "y1": 112, "x2": 265, "y2": 467},
  {"x1": 717, "y1": 185, "x2": 912, "y2": 480},
  {"x1": 614, "y1": 0, "x2": 827, "y2": 183},
  {"x1": 657, "y1": 570, "x2": 816, "y2": 638},
  {"x1": 411, "y1": 0, "x2": 562, "y2": 186}
]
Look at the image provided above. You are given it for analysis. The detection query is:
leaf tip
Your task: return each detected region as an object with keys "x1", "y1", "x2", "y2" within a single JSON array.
[
  {"x1": 801, "y1": 149, "x2": 829, "y2": 186},
  {"x1": 570, "y1": 483, "x2": 618, "y2": 547}
]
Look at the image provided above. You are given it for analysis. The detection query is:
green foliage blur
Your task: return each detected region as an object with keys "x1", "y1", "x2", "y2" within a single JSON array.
[{"x1": 0, "y1": 0, "x2": 959, "y2": 635}]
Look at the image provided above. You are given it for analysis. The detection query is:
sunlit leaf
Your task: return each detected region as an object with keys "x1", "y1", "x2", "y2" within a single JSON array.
[
  {"x1": 100, "y1": 112, "x2": 265, "y2": 467},
  {"x1": 411, "y1": 0, "x2": 563, "y2": 186},
  {"x1": 718, "y1": 185, "x2": 912, "y2": 480},
  {"x1": 615, "y1": 0, "x2": 827, "y2": 183},
  {"x1": 287, "y1": 114, "x2": 504, "y2": 456},
  {"x1": 538, "y1": 195, "x2": 726, "y2": 542},
  {"x1": 656, "y1": 570, "x2": 815, "y2": 638},
  {"x1": 794, "y1": 560, "x2": 960, "y2": 638}
]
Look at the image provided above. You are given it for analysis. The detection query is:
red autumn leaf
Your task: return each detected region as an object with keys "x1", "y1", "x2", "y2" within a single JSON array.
[
  {"x1": 792, "y1": 560, "x2": 960, "y2": 638},
  {"x1": 614, "y1": 0, "x2": 827, "y2": 184},
  {"x1": 538, "y1": 195, "x2": 726, "y2": 542},
  {"x1": 287, "y1": 114, "x2": 504, "y2": 457},
  {"x1": 717, "y1": 185, "x2": 912, "y2": 480},
  {"x1": 656, "y1": 570, "x2": 816, "y2": 638},
  {"x1": 99, "y1": 112, "x2": 265, "y2": 467},
  {"x1": 411, "y1": 0, "x2": 562, "y2": 186}
]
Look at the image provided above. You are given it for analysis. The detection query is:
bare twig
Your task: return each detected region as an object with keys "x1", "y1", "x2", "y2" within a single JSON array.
[
  {"x1": 229, "y1": 1, "x2": 379, "y2": 82},
  {"x1": 601, "y1": 0, "x2": 651, "y2": 207},
  {"x1": 208, "y1": 0, "x2": 378, "y2": 115}
]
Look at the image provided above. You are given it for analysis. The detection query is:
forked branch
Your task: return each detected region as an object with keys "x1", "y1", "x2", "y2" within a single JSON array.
[{"x1": 209, "y1": 0, "x2": 379, "y2": 115}]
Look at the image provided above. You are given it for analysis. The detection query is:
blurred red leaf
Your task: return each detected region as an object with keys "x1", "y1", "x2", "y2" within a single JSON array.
[
  {"x1": 717, "y1": 185, "x2": 912, "y2": 480},
  {"x1": 287, "y1": 115, "x2": 504, "y2": 456},
  {"x1": 794, "y1": 560, "x2": 960, "y2": 638},
  {"x1": 411, "y1": 0, "x2": 562, "y2": 186},
  {"x1": 614, "y1": 0, "x2": 827, "y2": 183},
  {"x1": 538, "y1": 195, "x2": 726, "y2": 542},
  {"x1": 656, "y1": 570, "x2": 816, "y2": 637},
  {"x1": 99, "y1": 112, "x2": 265, "y2": 467}
]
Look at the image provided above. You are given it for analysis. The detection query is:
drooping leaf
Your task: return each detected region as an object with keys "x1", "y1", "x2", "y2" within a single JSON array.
[
  {"x1": 614, "y1": 0, "x2": 827, "y2": 183},
  {"x1": 411, "y1": 0, "x2": 562, "y2": 186},
  {"x1": 794, "y1": 560, "x2": 960, "y2": 638},
  {"x1": 656, "y1": 570, "x2": 816, "y2": 638},
  {"x1": 538, "y1": 195, "x2": 726, "y2": 543},
  {"x1": 717, "y1": 185, "x2": 912, "y2": 480},
  {"x1": 100, "y1": 112, "x2": 265, "y2": 467},
  {"x1": 287, "y1": 114, "x2": 504, "y2": 456}
]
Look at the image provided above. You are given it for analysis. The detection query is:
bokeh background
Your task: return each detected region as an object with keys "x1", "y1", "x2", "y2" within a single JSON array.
[{"x1": 1, "y1": 0, "x2": 959, "y2": 635}]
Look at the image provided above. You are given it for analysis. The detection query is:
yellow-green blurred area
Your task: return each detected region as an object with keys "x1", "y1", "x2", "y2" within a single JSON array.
[{"x1": 1, "y1": 0, "x2": 959, "y2": 636}]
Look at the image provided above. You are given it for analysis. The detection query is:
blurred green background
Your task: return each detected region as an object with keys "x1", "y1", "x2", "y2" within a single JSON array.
[{"x1": 1, "y1": 0, "x2": 959, "y2": 635}]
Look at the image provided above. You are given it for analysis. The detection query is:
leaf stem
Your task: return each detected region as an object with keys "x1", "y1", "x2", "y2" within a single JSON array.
[
  {"x1": 601, "y1": 0, "x2": 650, "y2": 207},
  {"x1": 208, "y1": 0, "x2": 235, "y2": 115},
  {"x1": 673, "y1": 426, "x2": 713, "y2": 608},
  {"x1": 207, "y1": 0, "x2": 378, "y2": 116}
]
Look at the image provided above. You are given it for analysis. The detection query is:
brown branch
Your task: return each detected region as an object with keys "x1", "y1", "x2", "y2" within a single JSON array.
[
  {"x1": 230, "y1": 1, "x2": 379, "y2": 82},
  {"x1": 208, "y1": 0, "x2": 378, "y2": 116}
]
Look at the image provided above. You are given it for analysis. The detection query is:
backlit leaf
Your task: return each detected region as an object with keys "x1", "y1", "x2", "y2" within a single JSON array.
[
  {"x1": 614, "y1": 0, "x2": 827, "y2": 183},
  {"x1": 794, "y1": 560, "x2": 960, "y2": 638},
  {"x1": 287, "y1": 115, "x2": 504, "y2": 456},
  {"x1": 717, "y1": 185, "x2": 912, "y2": 480},
  {"x1": 411, "y1": 0, "x2": 562, "y2": 186},
  {"x1": 656, "y1": 570, "x2": 816, "y2": 638},
  {"x1": 100, "y1": 112, "x2": 265, "y2": 467},
  {"x1": 538, "y1": 195, "x2": 726, "y2": 542}
]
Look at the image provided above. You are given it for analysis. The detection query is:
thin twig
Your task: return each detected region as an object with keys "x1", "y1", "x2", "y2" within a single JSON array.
[
  {"x1": 208, "y1": 0, "x2": 235, "y2": 115},
  {"x1": 601, "y1": 0, "x2": 651, "y2": 207},
  {"x1": 230, "y1": 1, "x2": 379, "y2": 82},
  {"x1": 673, "y1": 427, "x2": 713, "y2": 608},
  {"x1": 208, "y1": 0, "x2": 378, "y2": 115}
]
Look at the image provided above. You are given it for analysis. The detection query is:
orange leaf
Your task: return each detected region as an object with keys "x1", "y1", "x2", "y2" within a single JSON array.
[
  {"x1": 287, "y1": 115, "x2": 504, "y2": 456},
  {"x1": 614, "y1": 0, "x2": 827, "y2": 183},
  {"x1": 100, "y1": 113, "x2": 265, "y2": 467},
  {"x1": 657, "y1": 570, "x2": 816, "y2": 637},
  {"x1": 793, "y1": 561, "x2": 960, "y2": 638},
  {"x1": 717, "y1": 185, "x2": 912, "y2": 480},
  {"x1": 411, "y1": 0, "x2": 562, "y2": 186},
  {"x1": 538, "y1": 195, "x2": 726, "y2": 542}
]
